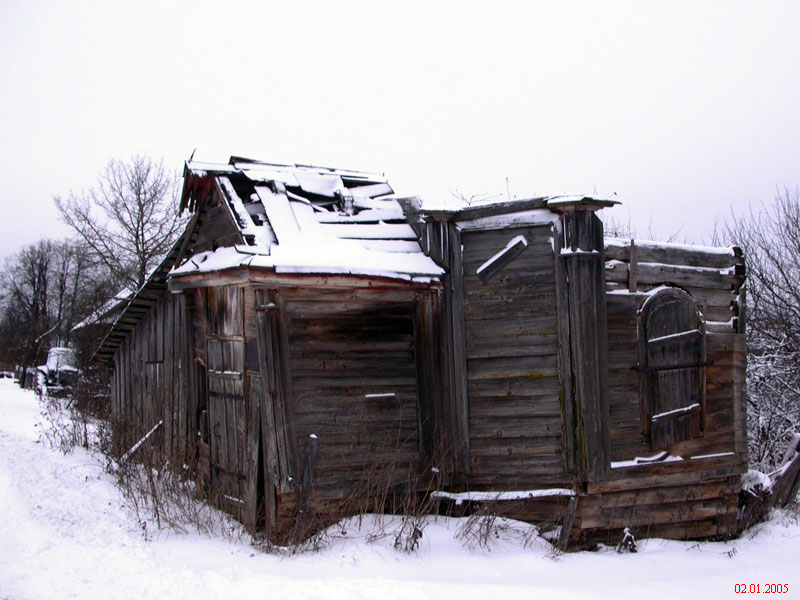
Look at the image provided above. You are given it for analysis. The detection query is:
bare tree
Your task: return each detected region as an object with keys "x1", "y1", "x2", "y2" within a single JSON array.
[
  {"x1": 53, "y1": 156, "x2": 183, "y2": 292},
  {"x1": 1, "y1": 240, "x2": 54, "y2": 385},
  {"x1": 717, "y1": 187, "x2": 800, "y2": 470},
  {"x1": 0, "y1": 239, "x2": 117, "y2": 379}
]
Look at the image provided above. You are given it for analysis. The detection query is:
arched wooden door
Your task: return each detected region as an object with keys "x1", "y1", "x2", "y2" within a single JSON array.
[{"x1": 638, "y1": 288, "x2": 706, "y2": 450}]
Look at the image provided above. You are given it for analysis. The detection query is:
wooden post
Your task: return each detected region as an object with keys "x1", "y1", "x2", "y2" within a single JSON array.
[
  {"x1": 448, "y1": 225, "x2": 471, "y2": 476},
  {"x1": 553, "y1": 227, "x2": 576, "y2": 473},
  {"x1": 553, "y1": 200, "x2": 612, "y2": 482},
  {"x1": 628, "y1": 239, "x2": 638, "y2": 293},
  {"x1": 295, "y1": 434, "x2": 318, "y2": 542}
]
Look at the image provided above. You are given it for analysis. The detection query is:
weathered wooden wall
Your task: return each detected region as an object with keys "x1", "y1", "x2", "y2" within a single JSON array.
[
  {"x1": 570, "y1": 239, "x2": 748, "y2": 544},
  {"x1": 111, "y1": 291, "x2": 194, "y2": 466},
  {"x1": 276, "y1": 289, "x2": 426, "y2": 515},
  {"x1": 109, "y1": 198, "x2": 749, "y2": 546},
  {"x1": 459, "y1": 224, "x2": 569, "y2": 487},
  {"x1": 182, "y1": 282, "x2": 443, "y2": 535},
  {"x1": 604, "y1": 242, "x2": 746, "y2": 463}
]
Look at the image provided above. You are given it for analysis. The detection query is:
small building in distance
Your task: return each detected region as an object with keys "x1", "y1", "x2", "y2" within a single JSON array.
[{"x1": 96, "y1": 156, "x2": 747, "y2": 547}]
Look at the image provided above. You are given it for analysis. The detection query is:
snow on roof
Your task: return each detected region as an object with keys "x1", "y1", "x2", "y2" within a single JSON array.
[
  {"x1": 70, "y1": 288, "x2": 133, "y2": 332},
  {"x1": 418, "y1": 194, "x2": 616, "y2": 226},
  {"x1": 173, "y1": 159, "x2": 443, "y2": 282},
  {"x1": 605, "y1": 237, "x2": 738, "y2": 257}
]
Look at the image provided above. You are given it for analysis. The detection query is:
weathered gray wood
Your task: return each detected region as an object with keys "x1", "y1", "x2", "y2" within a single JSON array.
[
  {"x1": 560, "y1": 209, "x2": 610, "y2": 482},
  {"x1": 553, "y1": 227, "x2": 577, "y2": 474},
  {"x1": 285, "y1": 295, "x2": 422, "y2": 501},
  {"x1": 558, "y1": 495, "x2": 578, "y2": 550},
  {"x1": 295, "y1": 434, "x2": 319, "y2": 541},
  {"x1": 605, "y1": 260, "x2": 745, "y2": 290},
  {"x1": 461, "y1": 224, "x2": 566, "y2": 482},
  {"x1": 414, "y1": 291, "x2": 438, "y2": 467},
  {"x1": 245, "y1": 376, "x2": 262, "y2": 532},
  {"x1": 628, "y1": 240, "x2": 638, "y2": 293},
  {"x1": 639, "y1": 288, "x2": 706, "y2": 449},
  {"x1": 273, "y1": 292, "x2": 299, "y2": 488},
  {"x1": 605, "y1": 240, "x2": 742, "y2": 270},
  {"x1": 254, "y1": 289, "x2": 284, "y2": 494},
  {"x1": 475, "y1": 236, "x2": 530, "y2": 283},
  {"x1": 448, "y1": 226, "x2": 471, "y2": 475}
]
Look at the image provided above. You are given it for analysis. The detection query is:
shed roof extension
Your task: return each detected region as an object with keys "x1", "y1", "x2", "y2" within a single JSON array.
[{"x1": 172, "y1": 157, "x2": 444, "y2": 283}]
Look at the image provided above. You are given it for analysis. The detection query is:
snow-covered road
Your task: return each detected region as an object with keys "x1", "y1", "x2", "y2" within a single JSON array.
[{"x1": 1, "y1": 379, "x2": 798, "y2": 599}]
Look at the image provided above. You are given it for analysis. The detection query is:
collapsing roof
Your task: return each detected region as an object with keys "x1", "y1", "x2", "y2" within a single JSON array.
[{"x1": 173, "y1": 157, "x2": 444, "y2": 283}]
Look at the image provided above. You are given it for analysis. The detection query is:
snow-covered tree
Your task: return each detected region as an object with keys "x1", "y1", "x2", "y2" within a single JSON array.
[{"x1": 718, "y1": 187, "x2": 800, "y2": 470}]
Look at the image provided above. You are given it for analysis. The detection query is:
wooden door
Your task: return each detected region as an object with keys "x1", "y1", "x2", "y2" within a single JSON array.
[
  {"x1": 205, "y1": 285, "x2": 248, "y2": 518},
  {"x1": 207, "y1": 336, "x2": 246, "y2": 515},
  {"x1": 641, "y1": 288, "x2": 705, "y2": 450}
]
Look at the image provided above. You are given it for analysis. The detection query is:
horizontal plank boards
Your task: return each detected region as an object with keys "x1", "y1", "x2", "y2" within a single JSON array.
[
  {"x1": 470, "y1": 454, "x2": 564, "y2": 473},
  {"x1": 467, "y1": 378, "x2": 561, "y2": 397},
  {"x1": 465, "y1": 334, "x2": 559, "y2": 359},
  {"x1": 462, "y1": 267, "x2": 556, "y2": 292},
  {"x1": 467, "y1": 395, "x2": 562, "y2": 417},
  {"x1": 467, "y1": 354, "x2": 559, "y2": 381},
  {"x1": 580, "y1": 495, "x2": 738, "y2": 529},
  {"x1": 469, "y1": 418, "x2": 562, "y2": 439},
  {"x1": 605, "y1": 242, "x2": 741, "y2": 269}
]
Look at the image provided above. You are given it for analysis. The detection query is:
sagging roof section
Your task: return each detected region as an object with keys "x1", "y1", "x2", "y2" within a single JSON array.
[
  {"x1": 93, "y1": 232, "x2": 186, "y2": 363},
  {"x1": 174, "y1": 158, "x2": 444, "y2": 283}
]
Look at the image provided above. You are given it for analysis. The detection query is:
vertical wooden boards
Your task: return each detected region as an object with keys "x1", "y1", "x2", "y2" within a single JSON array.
[
  {"x1": 273, "y1": 293, "x2": 299, "y2": 488},
  {"x1": 205, "y1": 285, "x2": 248, "y2": 520},
  {"x1": 425, "y1": 221, "x2": 471, "y2": 479},
  {"x1": 107, "y1": 290, "x2": 195, "y2": 467},
  {"x1": 413, "y1": 290, "x2": 438, "y2": 468},
  {"x1": 639, "y1": 289, "x2": 705, "y2": 449},
  {"x1": 253, "y1": 288, "x2": 301, "y2": 501},
  {"x1": 561, "y1": 210, "x2": 610, "y2": 482},
  {"x1": 189, "y1": 187, "x2": 244, "y2": 255},
  {"x1": 553, "y1": 226, "x2": 576, "y2": 473},
  {"x1": 245, "y1": 374, "x2": 265, "y2": 532},
  {"x1": 253, "y1": 289, "x2": 281, "y2": 494},
  {"x1": 460, "y1": 224, "x2": 566, "y2": 485},
  {"x1": 448, "y1": 226, "x2": 470, "y2": 475}
]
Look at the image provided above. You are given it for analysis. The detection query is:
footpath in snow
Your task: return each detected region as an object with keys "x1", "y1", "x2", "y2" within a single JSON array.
[{"x1": 0, "y1": 378, "x2": 798, "y2": 600}]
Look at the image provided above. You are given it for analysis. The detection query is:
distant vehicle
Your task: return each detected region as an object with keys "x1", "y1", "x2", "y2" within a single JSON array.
[
  {"x1": 37, "y1": 347, "x2": 80, "y2": 396},
  {"x1": 0, "y1": 371, "x2": 13, "y2": 379}
]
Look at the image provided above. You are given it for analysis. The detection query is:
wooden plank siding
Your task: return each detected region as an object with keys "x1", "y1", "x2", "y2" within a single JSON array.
[
  {"x1": 109, "y1": 292, "x2": 192, "y2": 468},
  {"x1": 282, "y1": 295, "x2": 423, "y2": 503},
  {"x1": 106, "y1": 186, "x2": 750, "y2": 547},
  {"x1": 459, "y1": 224, "x2": 570, "y2": 487},
  {"x1": 586, "y1": 238, "x2": 748, "y2": 544},
  {"x1": 604, "y1": 242, "x2": 746, "y2": 466}
]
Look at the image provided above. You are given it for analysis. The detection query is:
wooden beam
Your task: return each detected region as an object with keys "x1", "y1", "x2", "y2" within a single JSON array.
[
  {"x1": 605, "y1": 241, "x2": 743, "y2": 270},
  {"x1": 560, "y1": 209, "x2": 611, "y2": 482},
  {"x1": 476, "y1": 235, "x2": 529, "y2": 283}
]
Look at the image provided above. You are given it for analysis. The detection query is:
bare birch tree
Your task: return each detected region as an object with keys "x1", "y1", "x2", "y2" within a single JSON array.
[{"x1": 53, "y1": 155, "x2": 183, "y2": 292}]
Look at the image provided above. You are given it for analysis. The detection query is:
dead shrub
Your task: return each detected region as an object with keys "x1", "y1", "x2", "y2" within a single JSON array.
[{"x1": 106, "y1": 414, "x2": 244, "y2": 540}]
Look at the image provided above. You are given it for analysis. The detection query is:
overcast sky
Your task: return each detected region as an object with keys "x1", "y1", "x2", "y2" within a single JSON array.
[{"x1": 1, "y1": 1, "x2": 799, "y2": 263}]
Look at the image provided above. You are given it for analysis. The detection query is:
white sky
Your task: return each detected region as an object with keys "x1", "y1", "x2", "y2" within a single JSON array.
[{"x1": 1, "y1": 0, "x2": 799, "y2": 263}]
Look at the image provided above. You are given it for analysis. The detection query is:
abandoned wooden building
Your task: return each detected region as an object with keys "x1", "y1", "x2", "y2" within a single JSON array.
[{"x1": 96, "y1": 156, "x2": 747, "y2": 547}]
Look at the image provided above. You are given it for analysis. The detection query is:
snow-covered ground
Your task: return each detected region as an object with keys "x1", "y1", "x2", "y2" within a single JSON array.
[{"x1": 1, "y1": 378, "x2": 798, "y2": 600}]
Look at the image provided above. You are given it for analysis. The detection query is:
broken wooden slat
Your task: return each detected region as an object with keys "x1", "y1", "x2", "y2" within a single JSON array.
[{"x1": 476, "y1": 235, "x2": 528, "y2": 283}]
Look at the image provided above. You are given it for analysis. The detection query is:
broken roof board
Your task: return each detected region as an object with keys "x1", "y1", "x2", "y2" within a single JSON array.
[{"x1": 171, "y1": 158, "x2": 443, "y2": 283}]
